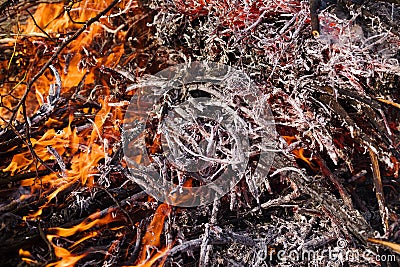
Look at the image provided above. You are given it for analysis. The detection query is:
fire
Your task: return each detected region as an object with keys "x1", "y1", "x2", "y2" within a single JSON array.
[
  {"x1": 282, "y1": 135, "x2": 298, "y2": 145},
  {"x1": 134, "y1": 246, "x2": 171, "y2": 267},
  {"x1": 292, "y1": 148, "x2": 318, "y2": 170},
  {"x1": 19, "y1": 249, "x2": 38, "y2": 264},
  {"x1": 43, "y1": 211, "x2": 119, "y2": 267},
  {"x1": 6, "y1": 126, "x2": 71, "y2": 177},
  {"x1": 0, "y1": 0, "x2": 135, "y2": 225},
  {"x1": 0, "y1": 0, "x2": 129, "y2": 121},
  {"x1": 137, "y1": 203, "x2": 172, "y2": 265},
  {"x1": 3, "y1": 1, "x2": 170, "y2": 266},
  {"x1": 50, "y1": 211, "x2": 116, "y2": 237},
  {"x1": 3, "y1": 0, "x2": 126, "y2": 206},
  {"x1": 46, "y1": 237, "x2": 88, "y2": 267},
  {"x1": 367, "y1": 238, "x2": 400, "y2": 253},
  {"x1": 23, "y1": 1, "x2": 127, "y2": 90},
  {"x1": 13, "y1": 96, "x2": 120, "y2": 221},
  {"x1": 183, "y1": 177, "x2": 193, "y2": 187},
  {"x1": 282, "y1": 136, "x2": 318, "y2": 170},
  {"x1": 167, "y1": 179, "x2": 197, "y2": 206},
  {"x1": 69, "y1": 232, "x2": 98, "y2": 249},
  {"x1": 292, "y1": 148, "x2": 313, "y2": 166},
  {"x1": 19, "y1": 248, "x2": 32, "y2": 257}
]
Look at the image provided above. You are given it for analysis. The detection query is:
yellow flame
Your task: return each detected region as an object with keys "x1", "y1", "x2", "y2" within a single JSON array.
[
  {"x1": 46, "y1": 235, "x2": 88, "y2": 267},
  {"x1": 44, "y1": 211, "x2": 119, "y2": 267},
  {"x1": 51, "y1": 212, "x2": 116, "y2": 237},
  {"x1": 367, "y1": 238, "x2": 400, "y2": 253}
]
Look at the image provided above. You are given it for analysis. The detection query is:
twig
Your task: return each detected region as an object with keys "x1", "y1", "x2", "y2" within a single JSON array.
[
  {"x1": 99, "y1": 187, "x2": 136, "y2": 229},
  {"x1": 241, "y1": 10, "x2": 267, "y2": 33},
  {"x1": 5, "y1": 0, "x2": 120, "y2": 130},
  {"x1": 0, "y1": 169, "x2": 51, "y2": 185},
  {"x1": 199, "y1": 199, "x2": 220, "y2": 267},
  {"x1": 250, "y1": 177, "x2": 300, "y2": 213},
  {"x1": 368, "y1": 147, "x2": 389, "y2": 235},
  {"x1": 314, "y1": 153, "x2": 354, "y2": 209},
  {"x1": 47, "y1": 146, "x2": 66, "y2": 177},
  {"x1": 96, "y1": 191, "x2": 150, "y2": 218},
  {"x1": 38, "y1": 223, "x2": 55, "y2": 261},
  {"x1": 309, "y1": 0, "x2": 321, "y2": 37},
  {"x1": 131, "y1": 220, "x2": 145, "y2": 262},
  {"x1": 26, "y1": 9, "x2": 56, "y2": 42}
]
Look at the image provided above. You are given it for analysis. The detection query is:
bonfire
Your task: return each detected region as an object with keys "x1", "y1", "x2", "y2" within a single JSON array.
[{"x1": 0, "y1": 0, "x2": 399, "y2": 266}]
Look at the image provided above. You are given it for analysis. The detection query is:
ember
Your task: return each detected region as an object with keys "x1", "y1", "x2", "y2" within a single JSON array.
[{"x1": 1, "y1": 0, "x2": 400, "y2": 266}]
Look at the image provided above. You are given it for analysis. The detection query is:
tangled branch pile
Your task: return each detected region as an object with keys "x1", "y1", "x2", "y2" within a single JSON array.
[{"x1": 0, "y1": 0, "x2": 399, "y2": 266}]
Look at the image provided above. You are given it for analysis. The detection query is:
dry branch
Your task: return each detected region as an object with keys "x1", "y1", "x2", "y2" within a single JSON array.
[{"x1": 0, "y1": 0, "x2": 400, "y2": 266}]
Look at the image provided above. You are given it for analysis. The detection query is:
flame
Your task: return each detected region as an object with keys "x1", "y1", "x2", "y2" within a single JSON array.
[
  {"x1": 367, "y1": 238, "x2": 400, "y2": 253},
  {"x1": 50, "y1": 211, "x2": 116, "y2": 237},
  {"x1": 43, "y1": 211, "x2": 119, "y2": 267},
  {"x1": 20, "y1": 258, "x2": 38, "y2": 264},
  {"x1": 122, "y1": 246, "x2": 171, "y2": 267},
  {"x1": 19, "y1": 98, "x2": 115, "y2": 219},
  {"x1": 282, "y1": 136, "x2": 318, "y2": 170},
  {"x1": 69, "y1": 232, "x2": 98, "y2": 249},
  {"x1": 134, "y1": 246, "x2": 171, "y2": 267},
  {"x1": 19, "y1": 248, "x2": 38, "y2": 264},
  {"x1": 183, "y1": 178, "x2": 193, "y2": 187},
  {"x1": 23, "y1": 1, "x2": 127, "y2": 91},
  {"x1": 0, "y1": 0, "x2": 129, "y2": 121},
  {"x1": 292, "y1": 148, "x2": 318, "y2": 171},
  {"x1": 167, "y1": 182, "x2": 197, "y2": 206},
  {"x1": 137, "y1": 204, "x2": 171, "y2": 265},
  {"x1": 6, "y1": 126, "x2": 71, "y2": 176},
  {"x1": 292, "y1": 148, "x2": 312, "y2": 166},
  {"x1": 46, "y1": 236, "x2": 88, "y2": 267},
  {"x1": 2, "y1": 1, "x2": 172, "y2": 266},
  {"x1": 282, "y1": 135, "x2": 298, "y2": 145}
]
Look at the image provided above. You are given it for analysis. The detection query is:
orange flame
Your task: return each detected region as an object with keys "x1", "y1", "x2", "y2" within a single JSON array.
[
  {"x1": 19, "y1": 98, "x2": 117, "y2": 220},
  {"x1": 23, "y1": 1, "x2": 127, "y2": 91},
  {"x1": 2, "y1": 1, "x2": 173, "y2": 266},
  {"x1": 0, "y1": 1, "x2": 172, "y2": 267},
  {"x1": 292, "y1": 148, "x2": 318, "y2": 170},
  {"x1": 50, "y1": 211, "x2": 117, "y2": 237},
  {"x1": 69, "y1": 232, "x2": 98, "y2": 249},
  {"x1": 44, "y1": 211, "x2": 119, "y2": 267},
  {"x1": 19, "y1": 248, "x2": 38, "y2": 264},
  {"x1": 282, "y1": 136, "x2": 318, "y2": 170},
  {"x1": 46, "y1": 237, "x2": 88, "y2": 267},
  {"x1": 367, "y1": 238, "x2": 400, "y2": 253},
  {"x1": 282, "y1": 135, "x2": 298, "y2": 145},
  {"x1": 134, "y1": 246, "x2": 171, "y2": 267},
  {"x1": 137, "y1": 203, "x2": 171, "y2": 265}
]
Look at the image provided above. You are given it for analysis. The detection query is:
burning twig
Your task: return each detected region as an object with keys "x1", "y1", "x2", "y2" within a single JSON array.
[
  {"x1": 309, "y1": 0, "x2": 322, "y2": 37},
  {"x1": 0, "y1": 169, "x2": 51, "y2": 186},
  {"x1": 25, "y1": 9, "x2": 56, "y2": 42},
  {"x1": 369, "y1": 147, "x2": 390, "y2": 235},
  {"x1": 4, "y1": 0, "x2": 120, "y2": 130},
  {"x1": 47, "y1": 145, "x2": 66, "y2": 177},
  {"x1": 1, "y1": 0, "x2": 400, "y2": 265}
]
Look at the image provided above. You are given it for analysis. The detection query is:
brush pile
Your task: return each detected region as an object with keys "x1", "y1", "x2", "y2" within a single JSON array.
[{"x1": 0, "y1": 0, "x2": 400, "y2": 266}]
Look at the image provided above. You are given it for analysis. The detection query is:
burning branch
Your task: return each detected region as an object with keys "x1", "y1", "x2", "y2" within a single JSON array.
[{"x1": 1, "y1": 0, "x2": 400, "y2": 266}]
